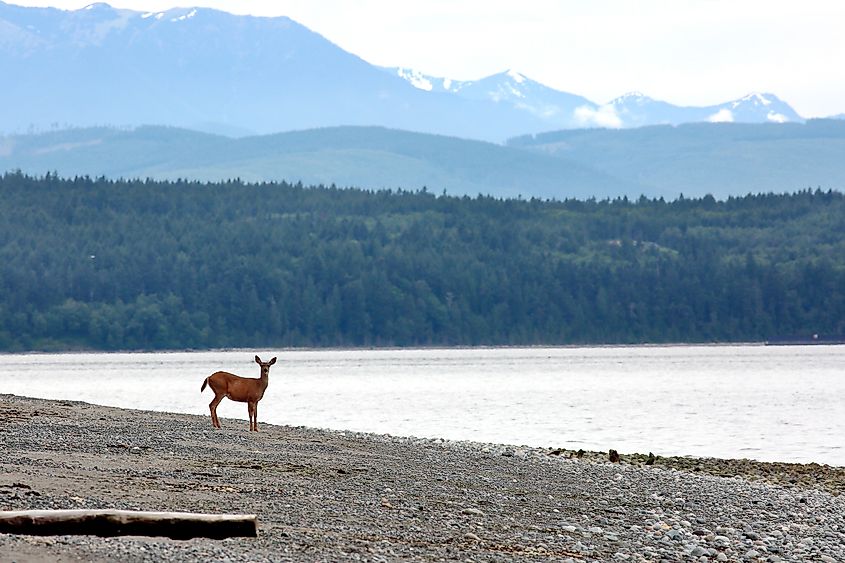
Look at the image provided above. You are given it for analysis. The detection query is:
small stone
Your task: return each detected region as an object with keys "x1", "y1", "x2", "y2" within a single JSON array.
[
  {"x1": 716, "y1": 553, "x2": 728, "y2": 562},
  {"x1": 744, "y1": 549, "x2": 760, "y2": 558},
  {"x1": 463, "y1": 532, "x2": 480, "y2": 542},
  {"x1": 461, "y1": 508, "x2": 484, "y2": 517}
]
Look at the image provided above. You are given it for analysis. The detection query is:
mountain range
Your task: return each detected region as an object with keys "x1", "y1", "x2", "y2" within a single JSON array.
[
  {"x1": 386, "y1": 67, "x2": 804, "y2": 131},
  {"x1": 0, "y1": 1, "x2": 825, "y2": 142}
]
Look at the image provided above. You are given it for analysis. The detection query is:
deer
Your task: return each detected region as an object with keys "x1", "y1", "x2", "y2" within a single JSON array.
[{"x1": 201, "y1": 355, "x2": 277, "y2": 431}]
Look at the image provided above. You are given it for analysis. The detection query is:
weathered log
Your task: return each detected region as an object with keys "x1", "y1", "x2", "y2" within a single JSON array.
[{"x1": 0, "y1": 509, "x2": 257, "y2": 539}]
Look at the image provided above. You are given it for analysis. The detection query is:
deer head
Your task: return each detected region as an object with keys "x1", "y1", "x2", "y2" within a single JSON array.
[{"x1": 255, "y1": 355, "x2": 276, "y2": 378}]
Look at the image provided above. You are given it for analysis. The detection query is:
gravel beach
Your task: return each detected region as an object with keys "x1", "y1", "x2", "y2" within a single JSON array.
[{"x1": 1, "y1": 394, "x2": 843, "y2": 562}]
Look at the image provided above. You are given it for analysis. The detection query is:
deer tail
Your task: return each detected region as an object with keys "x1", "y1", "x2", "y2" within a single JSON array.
[{"x1": 201, "y1": 377, "x2": 208, "y2": 393}]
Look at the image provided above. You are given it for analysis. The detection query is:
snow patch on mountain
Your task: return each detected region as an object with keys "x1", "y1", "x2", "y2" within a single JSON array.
[
  {"x1": 172, "y1": 9, "x2": 197, "y2": 22},
  {"x1": 506, "y1": 69, "x2": 526, "y2": 84},
  {"x1": 733, "y1": 92, "x2": 772, "y2": 108},
  {"x1": 610, "y1": 92, "x2": 650, "y2": 106}
]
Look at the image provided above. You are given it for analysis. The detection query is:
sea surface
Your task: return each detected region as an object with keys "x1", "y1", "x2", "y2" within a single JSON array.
[{"x1": 1, "y1": 345, "x2": 843, "y2": 466}]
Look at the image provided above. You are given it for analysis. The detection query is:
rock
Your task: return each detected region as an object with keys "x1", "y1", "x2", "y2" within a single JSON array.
[
  {"x1": 463, "y1": 532, "x2": 481, "y2": 542},
  {"x1": 609, "y1": 449, "x2": 620, "y2": 463}
]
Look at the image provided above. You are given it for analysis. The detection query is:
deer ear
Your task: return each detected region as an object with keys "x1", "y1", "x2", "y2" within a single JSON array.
[
  {"x1": 269, "y1": 357, "x2": 277, "y2": 365},
  {"x1": 255, "y1": 355, "x2": 261, "y2": 364}
]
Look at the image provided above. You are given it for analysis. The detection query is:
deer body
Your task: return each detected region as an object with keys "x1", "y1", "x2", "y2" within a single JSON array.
[{"x1": 201, "y1": 355, "x2": 276, "y2": 431}]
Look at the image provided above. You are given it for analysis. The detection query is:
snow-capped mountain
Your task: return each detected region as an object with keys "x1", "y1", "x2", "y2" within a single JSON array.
[
  {"x1": 0, "y1": 1, "x2": 809, "y2": 141},
  {"x1": 388, "y1": 67, "x2": 600, "y2": 128},
  {"x1": 607, "y1": 92, "x2": 701, "y2": 128},
  {"x1": 602, "y1": 91, "x2": 803, "y2": 127},
  {"x1": 0, "y1": 2, "x2": 549, "y2": 140},
  {"x1": 390, "y1": 65, "x2": 806, "y2": 130},
  {"x1": 710, "y1": 93, "x2": 803, "y2": 124}
]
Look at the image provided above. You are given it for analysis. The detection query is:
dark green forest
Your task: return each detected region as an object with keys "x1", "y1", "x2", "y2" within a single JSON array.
[{"x1": 1, "y1": 172, "x2": 844, "y2": 351}]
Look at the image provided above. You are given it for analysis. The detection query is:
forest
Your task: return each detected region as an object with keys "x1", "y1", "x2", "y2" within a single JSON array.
[{"x1": 1, "y1": 171, "x2": 843, "y2": 351}]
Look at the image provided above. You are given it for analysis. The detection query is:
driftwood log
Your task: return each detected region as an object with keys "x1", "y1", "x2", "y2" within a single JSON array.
[{"x1": 0, "y1": 509, "x2": 257, "y2": 539}]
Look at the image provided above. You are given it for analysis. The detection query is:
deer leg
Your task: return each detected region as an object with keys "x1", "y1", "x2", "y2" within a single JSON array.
[
  {"x1": 247, "y1": 402, "x2": 256, "y2": 431},
  {"x1": 209, "y1": 393, "x2": 224, "y2": 429},
  {"x1": 253, "y1": 402, "x2": 259, "y2": 432}
]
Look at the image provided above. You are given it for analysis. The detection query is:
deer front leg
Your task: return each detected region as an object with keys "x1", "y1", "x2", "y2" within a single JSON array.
[
  {"x1": 253, "y1": 402, "x2": 259, "y2": 432},
  {"x1": 248, "y1": 401, "x2": 256, "y2": 431}
]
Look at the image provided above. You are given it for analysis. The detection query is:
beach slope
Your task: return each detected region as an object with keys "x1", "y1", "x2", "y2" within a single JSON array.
[{"x1": 1, "y1": 394, "x2": 843, "y2": 562}]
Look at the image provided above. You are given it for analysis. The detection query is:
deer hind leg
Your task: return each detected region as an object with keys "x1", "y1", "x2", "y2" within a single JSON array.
[
  {"x1": 253, "y1": 402, "x2": 259, "y2": 432},
  {"x1": 209, "y1": 393, "x2": 225, "y2": 429}
]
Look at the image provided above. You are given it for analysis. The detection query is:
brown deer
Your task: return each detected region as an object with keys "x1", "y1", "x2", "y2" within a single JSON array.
[{"x1": 201, "y1": 355, "x2": 277, "y2": 431}]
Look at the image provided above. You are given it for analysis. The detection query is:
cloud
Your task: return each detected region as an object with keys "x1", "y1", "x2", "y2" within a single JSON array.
[
  {"x1": 707, "y1": 108, "x2": 734, "y2": 122},
  {"x1": 573, "y1": 104, "x2": 623, "y2": 128},
  {"x1": 767, "y1": 111, "x2": 788, "y2": 123}
]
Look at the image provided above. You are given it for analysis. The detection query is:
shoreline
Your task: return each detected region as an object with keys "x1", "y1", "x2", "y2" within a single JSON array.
[
  {"x1": 1, "y1": 394, "x2": 843, "y2": 562},
  {"x1": 0, "y1": 341, "x2": 777, "y2": 357}
]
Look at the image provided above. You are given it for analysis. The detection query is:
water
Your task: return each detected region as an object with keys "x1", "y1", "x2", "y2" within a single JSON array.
[{"x1": 0, "y1": 345, "x2": 842, "y2": 466}]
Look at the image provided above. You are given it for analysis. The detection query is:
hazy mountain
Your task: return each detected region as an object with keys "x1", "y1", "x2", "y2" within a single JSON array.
[
  {"x1": 384, "y1": 68, "x2": 595, "y2": 128},
  {"x1": 1, "y1": 1, "x2": 810, "y2": 142},
  {"x1": 390, "y1": 66, "x2": 805, "y2": 129},
  {"x1": 0, "y1": 125, "x2": 643, "y2": 199},
  {"x1": 4, "y1": 120, "x2": 844, "y2": 201},
  {"x1": 0, "y1": 2, "x2": 548, "y2": 141},
  {"x1": 508, "y1": 119, "x2": 845, "y2": 199}
]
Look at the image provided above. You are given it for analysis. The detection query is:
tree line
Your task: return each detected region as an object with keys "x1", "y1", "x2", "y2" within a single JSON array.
[{"x1": 1, "y1": 171, "x2": 843, "y2": 351}]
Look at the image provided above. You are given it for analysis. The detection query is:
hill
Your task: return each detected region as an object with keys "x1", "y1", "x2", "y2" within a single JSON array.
[
  {"x1": 4, "y1": 120, "x2": 845, "y2": 199},
  {"x1": 0, "y1": 126, "x2": 642, "y2": 200},
  {"x1": 508, "y1": 119, "x2": 845, "y2": 198},
  {"x1": 1, "y1": 173, "x2": 843, "y2": 351}
]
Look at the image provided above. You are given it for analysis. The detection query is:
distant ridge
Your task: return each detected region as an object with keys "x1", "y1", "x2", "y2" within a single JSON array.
[
  {"x1": 0, "y1": 125, "x2": 643, "y2": 200},
  {"x1": 3, "y1": 121, "x2": 845, "y2": 200},
  {"x1": 507, "y1": 119, "x2": 845, "y2": 199}
]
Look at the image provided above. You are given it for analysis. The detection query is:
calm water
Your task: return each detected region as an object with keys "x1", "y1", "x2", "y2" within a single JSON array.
[{"x1": 0, "y1": 346, "x2": 842, "y2": 466}]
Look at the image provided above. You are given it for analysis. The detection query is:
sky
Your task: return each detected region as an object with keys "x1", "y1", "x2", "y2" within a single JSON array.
[{"x1": 9, "y1": 0, "x2": 845, "y2": 117}]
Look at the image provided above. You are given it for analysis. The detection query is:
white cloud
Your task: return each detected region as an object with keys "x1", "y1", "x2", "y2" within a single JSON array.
[
  {"x1": 767, "y1": 111, "x2": 788, "y2": 123},
  {"x1": 707, "y1": 109, "x2": 734, "y2": 123},
  {"x1": 573, "y1": 104, "x2": 623, "y2": 128}
]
